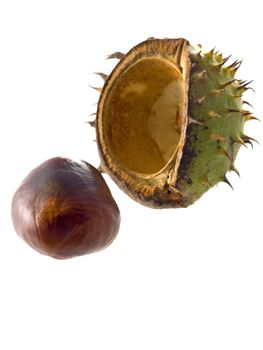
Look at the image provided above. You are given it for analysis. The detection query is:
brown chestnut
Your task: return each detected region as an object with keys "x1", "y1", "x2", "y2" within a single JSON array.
[{"x1": 11, "y1": 157, "x2": 120, "y2": 259}]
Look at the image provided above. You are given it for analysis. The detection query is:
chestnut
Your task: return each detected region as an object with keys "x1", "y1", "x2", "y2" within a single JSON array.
[{"x1": 11, "y1": 157, "x2": 120, "y2": 259}]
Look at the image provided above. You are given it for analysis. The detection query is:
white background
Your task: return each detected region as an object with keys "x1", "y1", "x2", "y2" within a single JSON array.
[{"x1": 0, "y1": 1, "x2": 262, "y2": 349}]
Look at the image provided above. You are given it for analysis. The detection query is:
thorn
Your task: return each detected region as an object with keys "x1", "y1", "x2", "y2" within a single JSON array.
[
  {"x1": 242, "y1": 134, "x2": 259, "y2": 146},
  {"x1": 211, "y1": 88, "x2": 225, "y2": 95},
  {"x1": 228, "y1": 60, "x2": 242, "y2": 70},
  {"x1": 227, "y1": 60, "x2": 238, "y2": 68},
  {"x1": 224, "y1": 60, "x2": 242, "y2": 74},
  {"x1": 220, "y1": 148, "x2": 232, "y2": 161},
  {"x1": 215, "y1": 54, "x2": 231, "y2": 67},
  {"x1": 107, "y1": 51, "x2": 125, "y2": 60},
  {"x1": 146, "y1": 36, "x2": 156, "y2": 41},
  {"x1": 242, "y1": 110, "x2": 253, "y2": 116},
  {"x1": 238, "y1": 79, "x2": 246, "y2": 85},
  {"x1": 94, "y1": 72, "x2": 108, "y2": 81},
  {"x1": 88, "y1": 120, "x2": 96, "y2": 128},
  {"x1": 229, "y1": 66, "x2": 239, "y2": 74},
  {"x1": 243, "y1": 140, "x2": 254, "y2": 148},
  {"x1": 203, "y1": 175, "x2": 213, "y2": 187},
  {"x1": 239, "y1": 80, "x2": 253, "y2": 89},
  {"x1": 232, "y1": 136, "x2": 247, "y2": 147},
  {"x1": 222, "y1": 54, "x2": 232, "y2": 65},
  {"x1": 193, "y1": 69, "x2": 206, "y2": 80},
  {"x1": 196, "y1": 96, "x2": 206, "y2": 104},
  {"x1": 242, "y1": 135, "x2": 259, "y2": 144},
  {"x1": 195, "y1": 44, "x2": 202, "y2": 56},
  {"x1": 188, "y1": 116, "x2": 204, "y2": 125},
  {"x1": 230, "y1": 163, "x2": 240, "y2": 177},
  {"x1": 208, "y1": 111, "x2": 221, "y2": 118},
  {"x1": 220, "y1": 148, "x2": 240, "y2": 177},
  {"x1": 210, "y1": 47, "x2": 216, "y2": 53},
  {"x1": 228, "y1": 109, "x2": 252, "y2": 117},
  {"x1": 237, "y1": 80, "x2": 255, "y2": 93},
  {"x1": 222, "y1": 175, "x2": 234, "y2": 190},
  {"x1": 237, "y1": 59, "x2": 243, "y2": 67},
  {"x1": 244, "y1": 115, "x2": 260, "y2": 122},
  {"x1": 243, "y1": 100, "x2": 254, "y2": 108},
  {"x1": 228, "y1": 108, "x2": 240, "y2": 113},
  {"x1": 89, "y1": 85, "x2": 102, "y2": 93},
  {"x1": 206, "y1": 47, "x2": 216, "y2": 57},
  {"x1": 237, "y1": 85, "x2": 256, "y2": 93},
  {"x1": 89, "y1": 112, "x2": 96, "y2": 117},
  {"x1": 211, "y1": 133, "x2": 226, "y2": 142},
  {"x1": 221, "y1": 79, "x2": 236, "y2": 88},
  {"x1": 228, "y1": 108, "x2": 243, "y2": 115}
]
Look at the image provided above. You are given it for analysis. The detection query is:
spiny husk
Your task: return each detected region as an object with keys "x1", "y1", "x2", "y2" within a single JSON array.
[{"x1": 94, "y1": 38, "x2": 255, "y2": 208}]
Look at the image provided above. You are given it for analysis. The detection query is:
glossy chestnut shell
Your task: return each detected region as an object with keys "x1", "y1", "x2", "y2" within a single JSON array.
[{"x1": 11, "y1": 157, "x2": 120, "y2": 259}]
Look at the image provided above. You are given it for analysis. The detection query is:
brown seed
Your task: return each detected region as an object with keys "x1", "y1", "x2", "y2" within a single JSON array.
[{"x1": 11, "y1": 157, "x2": 120, "y2": 259}]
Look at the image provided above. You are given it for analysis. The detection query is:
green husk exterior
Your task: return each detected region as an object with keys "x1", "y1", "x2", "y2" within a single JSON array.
[{"x1": 176, "y1": 50, "x2": 246, "y2": 206}]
